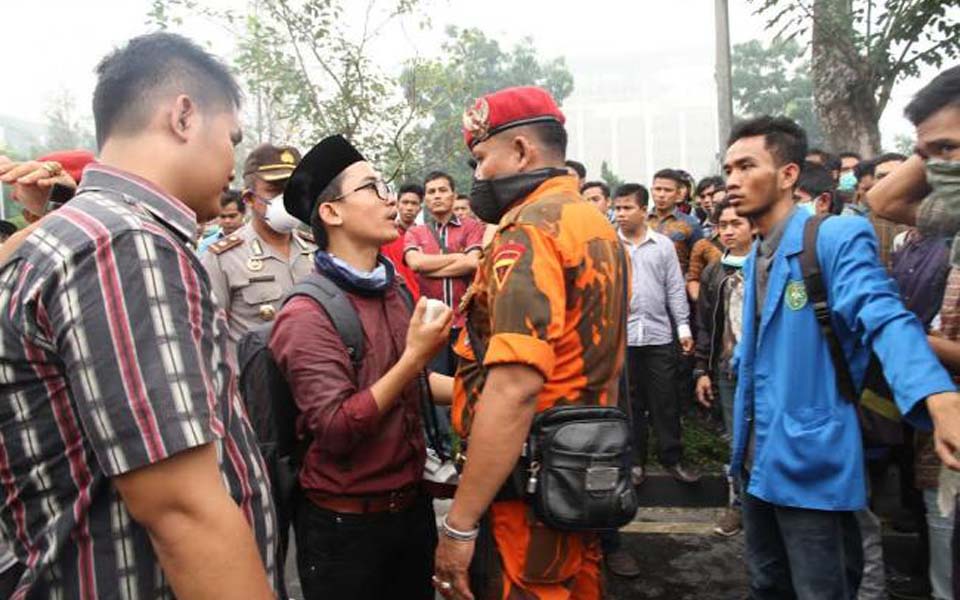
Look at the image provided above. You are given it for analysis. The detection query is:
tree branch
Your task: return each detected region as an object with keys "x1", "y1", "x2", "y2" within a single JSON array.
[{"x1": 272, "y1": 1, "x2": 324, "y2": 119}]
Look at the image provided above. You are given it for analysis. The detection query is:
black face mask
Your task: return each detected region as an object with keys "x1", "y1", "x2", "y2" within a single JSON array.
[{"x1": 469, "y1": 167, "x2": 570, "y2": 224}]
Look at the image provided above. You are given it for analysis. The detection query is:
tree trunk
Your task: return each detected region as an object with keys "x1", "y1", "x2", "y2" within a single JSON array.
[{"x1": 811, "y1": 0, "x2": 882, "y2": 156}]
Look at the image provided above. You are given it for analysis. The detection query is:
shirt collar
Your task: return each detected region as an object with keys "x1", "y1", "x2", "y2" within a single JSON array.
[
  {"x1": 79, "y1": 164, "x2": 199, "y2": 242},
  {"x1": 759, "y1": 207, "x2": 796, "y2": 259},
  {"x1": 618, "y1": 226, "x2": 654, "y2": 247},
  {"x1": 433, "y1": 215, "x2": 462, "y2": 229}
]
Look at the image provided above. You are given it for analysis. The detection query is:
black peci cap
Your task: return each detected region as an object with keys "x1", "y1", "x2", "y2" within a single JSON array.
[{"x1": 283, "y1": 134, "x2": 366, "y2": 223}]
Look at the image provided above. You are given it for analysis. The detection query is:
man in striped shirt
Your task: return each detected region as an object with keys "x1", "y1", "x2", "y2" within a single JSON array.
[{"x1": 0, "y1": 33, "x2": 276, "y2": 599}]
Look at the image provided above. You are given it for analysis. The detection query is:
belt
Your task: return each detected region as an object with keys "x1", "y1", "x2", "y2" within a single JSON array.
[{"x1": 304, "y1": 484, "x2": 420, "y2": 515}]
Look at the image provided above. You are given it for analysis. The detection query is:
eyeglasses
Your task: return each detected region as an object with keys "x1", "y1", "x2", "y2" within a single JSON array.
[{"x1": 333, "y1": 179, "x2": 393, "y2": 203}]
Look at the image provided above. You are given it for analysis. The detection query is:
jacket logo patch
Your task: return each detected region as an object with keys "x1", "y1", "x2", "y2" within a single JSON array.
[
  {"x1": 786, "y1": 280, "x2": 808, "y2": 311},
  {"x1": 492, "y1": 242, "x2": 525, "y2": 288}
]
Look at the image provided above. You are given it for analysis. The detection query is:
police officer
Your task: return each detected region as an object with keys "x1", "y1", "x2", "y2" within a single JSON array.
[
  {"x1": 433, "y1": 87, "x2": 627, "y2": 600},
  {"x1": 202, "y1": 144, "x2": 317, "y2": 351}
]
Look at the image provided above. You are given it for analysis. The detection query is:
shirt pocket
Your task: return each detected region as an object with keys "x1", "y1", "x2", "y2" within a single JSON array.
[{"x1": 238, "y1": 276, "x2": 283, "y2": 306}]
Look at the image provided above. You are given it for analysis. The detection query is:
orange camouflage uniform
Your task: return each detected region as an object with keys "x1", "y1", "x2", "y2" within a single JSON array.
[{"x1": 453, "y1": 175, "x2": 627, "y2": 600}]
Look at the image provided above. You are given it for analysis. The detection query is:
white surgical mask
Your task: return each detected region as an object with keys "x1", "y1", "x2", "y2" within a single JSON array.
[
  {"x1": 263, "y1": 195, "x2": 303, "y2": 234},
  {"x1": 798, "y1": 201, "x2": 816, "y2": 216}
]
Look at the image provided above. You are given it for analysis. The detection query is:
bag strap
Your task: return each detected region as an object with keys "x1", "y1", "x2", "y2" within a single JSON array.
[
  {"x1": 284, "y1": 272, "x2": 365, "y2": 372},
  {"x1": 799, "y1": 215, "x2": 858, "y2": 403}
]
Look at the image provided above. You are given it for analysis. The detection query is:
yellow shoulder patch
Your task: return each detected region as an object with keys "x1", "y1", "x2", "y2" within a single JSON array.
[{"x1": 208, "y1": 235, "x2": 244, "y2": 255}]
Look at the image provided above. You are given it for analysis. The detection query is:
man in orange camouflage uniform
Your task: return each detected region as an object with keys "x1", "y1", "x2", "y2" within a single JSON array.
[{"x1": 432, "y1": 86, "x2": 627, "y2": 600}]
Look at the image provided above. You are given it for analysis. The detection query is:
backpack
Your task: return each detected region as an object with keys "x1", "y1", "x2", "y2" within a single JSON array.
[
  {"x1": 235, "y1": 272, "x2": 428, "y2": 520},
  {"x1": 800, "y1": 215, "x2": 903, "y2": 447}
]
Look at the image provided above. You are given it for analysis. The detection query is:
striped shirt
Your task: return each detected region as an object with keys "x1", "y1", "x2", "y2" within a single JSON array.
[{"x1": 0, "y1": 165, "x2": 277, "y2": 599}]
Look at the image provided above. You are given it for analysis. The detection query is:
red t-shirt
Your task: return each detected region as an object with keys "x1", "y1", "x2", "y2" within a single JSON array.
[
  {"x1": 381, "y1": 224, "x2": 420, "y2": 300},
  {"x1": 403, "y1": 216, "x2": 485, "y2": 328},
  {"x1": 269, "y1": 282, "x2": 425, "y2": 495}
]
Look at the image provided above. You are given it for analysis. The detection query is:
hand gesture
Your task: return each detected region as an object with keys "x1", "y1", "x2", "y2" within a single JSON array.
[
  {"x1": 928, "y1": 392, "x2": 960, "y2": 471},
  {"x1": 0, "y1": 159, "x2": 78, "y2": 216},
  {"x1": 695, "y1": 375, "x2": 714, "y2": 408},
  {"x1": 404, "y1": 297, "x2": 454, "y2": 370},
  {"x1": 433, "y1": 534, "x2": 475, "y2": 600}
]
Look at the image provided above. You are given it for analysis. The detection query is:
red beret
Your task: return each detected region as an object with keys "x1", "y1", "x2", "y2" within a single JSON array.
[
  {"x1": 37, "y1": 150, "x2": 97, "y2": 185},
  {"x1": 462, "y1": 86, "x2": 565, "y2": 149}
]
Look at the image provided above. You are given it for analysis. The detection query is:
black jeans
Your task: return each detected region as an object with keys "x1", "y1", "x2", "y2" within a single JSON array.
[
  {"x1": 627, "y1": 344, "x2": 682, "y2": 466},
  {"x1": 294, "y1": 493, "x2": 437, "y2": 600},
  {"x1": 742, "y1": 493, "x2": 863, "y2": 600}
]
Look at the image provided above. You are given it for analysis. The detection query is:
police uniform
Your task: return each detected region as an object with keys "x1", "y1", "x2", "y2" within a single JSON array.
[
  {"x1": 200, "y1": 143, "x2": 315, "y2": 347},
  {"x1": 202, "y1": 223, "x2": 316, "y2": 344},
  {"x1": 447, "y1": 87, "x2": 627, "y2": 600}
]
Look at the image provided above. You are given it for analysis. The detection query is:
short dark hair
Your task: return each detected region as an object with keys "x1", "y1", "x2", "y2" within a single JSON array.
[
  {"x1": 854, "y1": 159, "x2": 876, "y2": 180},
  {"x1": 695, "y1": 176, "x2": 725, "y2": 197},
  {"x1": 711, "y1": 197, "x2": 737, "y2": 224},
  {"x1": 875, "y1": 152, "x2": 908, "y2": 165},
  {"x1": 905, "y1": 65, "x2": 960, "y2": 126},
  {"x1": 565, "y1": 159, "x2": 586, "y2": 179},
  {"x1": 727, "y1": 115, "x2": 808, "y2": 168},
  {"x1": 424, "y1": 171, "x2": 455, "y2": 192},
  {"x1": 307, "y1": 170, "x2": 349, "y2": 252},
  {"x1": 581, "y1": 180, "x2": 610, "y2": 198},
  {"x1": 807, "y1": 148, "x2": 831, "y2": 162},
  {"x1": 797, "y1": 162, "x2": 836, "y2": 199},
  {"x1": 456, "y1": 194, "x2": 471, "y2": 202},
  {"x1": 93, "y1": 32, "x2": 241, "y2": 149},
  {"x1": 825, "y1": 156, "x2": 842, "y2": 173},
  {"x1": 220, "y1": 189, "x2": 244, "y2": 212},
  {"x1": 534, "y1": 122, "x2": 568, "y2": 159},
  {"x1": 675, "y1": 169, "x2": 694, "y2": 194},
  {"x1": 838, "y1": 151, "x2": 862, "y2": 162},
  {"x1": 652, "y1": 168, "x2": 685, "y2": 187},
  {"x1": 613, "y1": 183, "x2": 649, "y2": 207},
  {"x1": 398, "y1": 183, "x2": 424, "y2": 199}
]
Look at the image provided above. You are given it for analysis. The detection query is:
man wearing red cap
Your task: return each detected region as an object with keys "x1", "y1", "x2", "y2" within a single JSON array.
[{"x1": 433, "y1": 86, "x2": 628, "y2": 600}]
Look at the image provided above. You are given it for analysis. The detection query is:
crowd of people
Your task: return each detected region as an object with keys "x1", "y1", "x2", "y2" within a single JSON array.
[{"x1": 0, "y1": 30, "x2": 959, "y2": 600}]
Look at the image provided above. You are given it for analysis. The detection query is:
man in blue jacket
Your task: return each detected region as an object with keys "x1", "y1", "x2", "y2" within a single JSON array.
[{"x1": 724, "y1": 115, "x2": 960, "y2": 600}]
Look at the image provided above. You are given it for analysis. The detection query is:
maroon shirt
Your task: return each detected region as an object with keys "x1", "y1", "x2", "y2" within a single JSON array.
[
  {"x1": 269, "y1": 281, "x2": 425, "y2": 495},
  {"x1": 404, "y1": 216, "x2": 485, "y2": 328}
]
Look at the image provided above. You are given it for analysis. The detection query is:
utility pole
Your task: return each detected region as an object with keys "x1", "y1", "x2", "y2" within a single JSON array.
[{"x1": 715, "y1": 0, "x2": 733, "y2": 164}]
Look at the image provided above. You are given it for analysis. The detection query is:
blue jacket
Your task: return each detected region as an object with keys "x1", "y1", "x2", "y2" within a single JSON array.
[{"x1": 732, "y1": 210, "x2": 954, "y2": 511}]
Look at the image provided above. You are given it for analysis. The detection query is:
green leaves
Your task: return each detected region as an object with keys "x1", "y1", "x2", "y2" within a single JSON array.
[
  {"x1": 732, "y1": 39, "x2": 825, "y2": 147},
  {"x1": 750, "y1": 0, "x2": 960, "y2": 112},
  {"x1": 146, "y1": 1, "x2": 574, "y2": 186},
  {"x1": 398, "y1": 27, "x2": 574, "y2": 189}
]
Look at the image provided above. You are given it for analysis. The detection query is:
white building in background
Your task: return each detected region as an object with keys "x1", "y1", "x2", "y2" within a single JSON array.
[{"x1": 564, "y1": 43, "x2": 722, "y2": 185}]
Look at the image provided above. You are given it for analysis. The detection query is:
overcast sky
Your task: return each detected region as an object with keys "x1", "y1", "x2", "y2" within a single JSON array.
[{"x1": 0, "y1": 0, "x2": 949, "y2": 148}]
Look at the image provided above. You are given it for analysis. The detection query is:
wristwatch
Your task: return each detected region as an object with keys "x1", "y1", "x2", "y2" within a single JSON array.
[{"x1": 692, "y1": 368, "x2": 708, "y2": 380}]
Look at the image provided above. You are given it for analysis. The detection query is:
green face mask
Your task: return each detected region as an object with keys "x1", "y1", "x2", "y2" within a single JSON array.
[{"x1": 915, "y1": 159, "x2": 960, "y2": 266}]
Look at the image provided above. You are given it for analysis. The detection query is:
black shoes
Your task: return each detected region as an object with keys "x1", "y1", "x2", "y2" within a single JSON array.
[
  {"x1": 665, "y1": 463, "x2": 701, "y2": 484},
  {"x1": 605, "y1": 549, "x2": 642, "y2": 578}
]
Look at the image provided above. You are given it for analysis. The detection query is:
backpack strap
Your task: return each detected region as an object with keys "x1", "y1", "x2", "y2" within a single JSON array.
[
  {"x1": 799, "y1": 214, "x2": 858, "y2": 403},
  {"x1": 283, "y1": 272, "x2": 365, "y2": 372}
]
